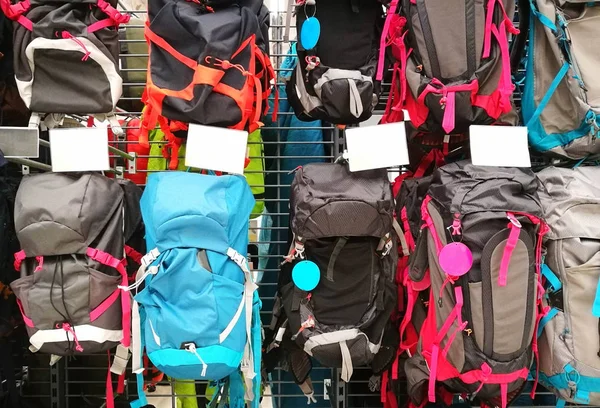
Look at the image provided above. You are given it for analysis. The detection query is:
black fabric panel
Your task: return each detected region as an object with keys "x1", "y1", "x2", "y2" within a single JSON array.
[
  {"x1": 295, "y1": 0, "x2": 381, "y2": 70},
  {"x1": 465, "y1": 0, "x2": 477, "y2": 78},
  {"x1": 415, "y1": 0, "x2": 441, "y2": 79},
  {"x1": 31, "y1": 49, "x2": 112, "y2": 113}
]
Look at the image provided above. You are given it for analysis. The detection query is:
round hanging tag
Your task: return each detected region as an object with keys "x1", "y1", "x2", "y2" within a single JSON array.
[
  {"x1": 292, "y1": 260, "x2": 321, "y2": 291},
  {"x1": 439, "y1": 242, "x2": 473, "y2": 277},
  {"x1": 300, "y1": 17, "x2": 320, "y2": 50}
]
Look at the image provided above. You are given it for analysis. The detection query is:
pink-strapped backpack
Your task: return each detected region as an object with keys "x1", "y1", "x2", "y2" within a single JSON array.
[
  {"x1": 401, "y1": 161, "x2": 548, "y2": 408},
  {"x1": 377, "y1": 0, "x2": 518, "y2": 133}
]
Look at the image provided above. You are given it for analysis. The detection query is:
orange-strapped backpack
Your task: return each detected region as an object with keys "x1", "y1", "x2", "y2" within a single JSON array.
[{"x1": 140, "y1": 0, "x2": 275, "y2": 168}]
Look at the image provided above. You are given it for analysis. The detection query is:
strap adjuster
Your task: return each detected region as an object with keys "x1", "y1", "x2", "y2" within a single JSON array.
[{"x1": 142, "y1": 248, "x2": 160, "y2": 267}]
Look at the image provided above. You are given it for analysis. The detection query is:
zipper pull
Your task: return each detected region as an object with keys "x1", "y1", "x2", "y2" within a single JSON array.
[
  {"x1": 450, "y1": 213, "x2": 462, "y2": 236},
  {"x1": 291, "y1": 315, "x2": 315, "y2": 341},
  {"x1": 184, "y1": 343, "x2": 207, "y2": 377}
]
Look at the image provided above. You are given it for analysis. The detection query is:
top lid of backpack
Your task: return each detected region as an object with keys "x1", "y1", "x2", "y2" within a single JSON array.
[
  {"x1": 290, "y1": 163, "x2": 393, "y2": 240},
  {"x1": 428, "y1": 160, "x2": 542, "y2": 216},
  {"x1": 537, "y1": 167, "x2": 600, "y2": 240},
  {"x1": 140, "y1": 172, "x2": 254, "y2": 254},
  {"x1": 14, "y1": 173, "x2": 124, "y2": 257}
]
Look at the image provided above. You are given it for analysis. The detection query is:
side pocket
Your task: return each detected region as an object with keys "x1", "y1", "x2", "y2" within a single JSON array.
[
  {"x1": 481, "y1": 227, "x2": 535, "y2": 361},
  {"x1": 468, "y1": 281, "x2": 484, "y2": 350},
  {"x1": 10, "y1": 274, "x2": 35, "y2": 324},
  {"x1": 409, "y1": 231, "x2": 429, "y2": 282},
  {"x1": 88, "y1": 268, "x2": 121, "y2": 330}
]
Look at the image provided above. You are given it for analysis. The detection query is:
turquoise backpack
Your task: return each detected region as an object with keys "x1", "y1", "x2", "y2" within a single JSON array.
[{"x1": 129, "y1": 172, "x2": 261, "y2": 408}]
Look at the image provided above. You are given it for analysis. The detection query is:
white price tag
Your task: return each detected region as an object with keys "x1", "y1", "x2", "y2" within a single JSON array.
[
  {"x1": 185, "y1": 124, "x2": 248, "y2": 175},
  {"x1": 49, "y1": 127, "x2": 109, "y2": 172},
  {"x1": 0, "y1": 127, "x2": 39, "y2": 158},
  {"x1": 345, "y1": 122, "x2": 409, "y2": 172},
  {"x1": 470, "y1": 125, "x2": 531, "y2": 168}
]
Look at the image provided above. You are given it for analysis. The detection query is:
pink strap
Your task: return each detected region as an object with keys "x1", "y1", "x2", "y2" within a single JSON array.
[
  {"x1": 428, "y1": 287, "x2": 465, "y2": 403},
  {"x1": 459, "y1": 366, "x2": 528, "y2": 385},
  {"x1": 400, "y1": 207, "x2": 416, "y2": 251},
  {"x1": 90, "y1": 289, "x2": 120, "y2": 321},
  {"x1": 399, "y1": 275, "x2": 418, "y2": 351},
  {"x1": 13, "y1": 250, "x2": 26, "y2": 271},
  {"x1": 421, "y1": 196, "x2": 444, "y2": 254},
  {"x1": 96, "y1": 0, "x2": 130, "y2": 25},
  {"x1": 501, "y1": 382, "x2": 508, "y2": 408},
  {"x1": 442, "y1": 91, "x2": 456, "y2": 135},
  {"x1": 87, "y1": 18, "x2": 117, "y2": 33},
  {"x1": 1, "y1": 0, "x2": 33, "y2": 30},
  {"x1": 377, "y1": 0, "x2": 400, "y2": 81},
  {"x1": 87, "y1": 247, "x2": 131, "y2": 347},
  {"x1": 499, "y1": 214, "x2": 521, "y2": 287},
  {"x1": 106, "y1": 352, "x2": 115, "y2": 408},
  {"x1": 483, "y1": 0, "x2": 496, "y2": 58},
  {"x1": 34, "y1": 256, "x2": 44, "y2": 272},
  {"x1": 428, "y1": 344, "x2": 439, "y2": 402},
  {"x1": 16, "y1": 299, "x2": 34, "y2": 328}
]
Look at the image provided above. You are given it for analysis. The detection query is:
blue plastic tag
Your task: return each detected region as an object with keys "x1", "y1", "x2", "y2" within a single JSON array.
[
  {"x1": 292, "y1": 260, "x2": 320, "y2": 291},
  {"x1": 300, "y1": 17, "x2": 320, "y2": 50}
]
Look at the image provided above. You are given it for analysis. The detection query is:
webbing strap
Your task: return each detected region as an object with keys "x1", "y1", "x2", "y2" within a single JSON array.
[
  {"x1": 537, "y1": 307, "x2": 558, "y2": 338},
  {"x1": 542, "y1": 263, "x2": 562, "y2": 292},
  {"x1": 526, "y1": 62, "x2": 570, "y2": 128}
]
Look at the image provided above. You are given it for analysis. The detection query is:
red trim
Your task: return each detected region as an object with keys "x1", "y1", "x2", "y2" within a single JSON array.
[
  {"x1": 34, "y1": 255, "x2": 44, "y2": 272},
  {"x1": 88, "y1": 18, "x2": 118, "y2": 33},
  {"x1": 125, "y1": 245, "x2": 143, "y2": 265},
  {"x1": 87, "y1": 247, "x2": 131, "y2": 347},
  {"x1": 498, "y1": 213, "x2": 521, "y2": 286},
  {"x1": 16, "y1": 299, "x2": 34, "y2": 328},
  {"x1": 106, "y1": 351, "x2": 115, "y2": 408}
]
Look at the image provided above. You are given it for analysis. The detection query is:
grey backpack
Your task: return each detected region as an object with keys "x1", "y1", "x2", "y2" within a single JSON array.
[
  {"x1": 266, "y1": 163, "x2": 398, "y2": 402},
  {"x1": 402, "y1": 161, "x2": 545, "y2": 408},
  {"x1": 10, "y1": 173, "x2": 132, "y2": 356},
  {"x1": 379, "y1": 0, "x2": 518, "y2": 132},
  {"x1": 536, "y1": 166, "x2": 600, "y2": 405},
  {"x1": 522, "y1": 1, "x2": 600, "y2": 159}
]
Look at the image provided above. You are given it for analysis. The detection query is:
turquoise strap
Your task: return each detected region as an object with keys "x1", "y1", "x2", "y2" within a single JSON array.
[
  {"x1": 556, "y1": 399, "x2": 566, "y2": 408},
  {"x1": 592, "y1": 278, "x2": 600, "y2": 317},
  {"x1": 575, "y1": 389, "x2": 590, "y2": 404},
  {"x1": 527, "y1": 63, "x2": 570, "y2": 128},
  {"x1": 542, "y1": 264, "x2": 562, "y2": 292},
  {"x1": 538, "y1": 308, "x2": 559, "y2": 338},
  {"x1": 528, "y1": 0, "x2": 557, "y2": 32},
  {"x1": 129, "y1": 373, "x2": 148, "y2": 408}
]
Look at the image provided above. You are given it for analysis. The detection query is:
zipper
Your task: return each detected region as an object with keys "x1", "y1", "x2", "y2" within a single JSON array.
[{"x1": 184, "y1": 343, "x2": 207, "y2": 377}]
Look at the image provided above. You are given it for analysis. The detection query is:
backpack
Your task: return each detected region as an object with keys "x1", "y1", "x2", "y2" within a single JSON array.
[
  {"x1": 286, "y1": 0, "x2": 384, "y2": 125},
  {"x1": 521, "y1": 0, "x2": 600, "y2": 159},
  {"x1": 267, "y1": 163, "x2": 398, "y2": 401},
  {"x1": 536, "y1": 166, "x2": 600, "y2": 405},
  {"x1": 379, "y1": 0, "x2": 517, "y2": 133},
  {"x1": 0, "y1": 0, "x2": 128, "y2": 124},
  {"x1": 131, "y1": 172, "x2": 261, "y2": 407},
  {"x1": 9, "y1": 173, "x2": 131, "y2": 356},
  {"x1": 139, "y1": 0, "x2": 275, "y2": 151},
  {"x1": 402, "y1": 161, "x2": 547, "y2": 408}
]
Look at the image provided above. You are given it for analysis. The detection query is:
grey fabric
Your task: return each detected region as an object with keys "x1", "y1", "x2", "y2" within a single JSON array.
[
  {"x1": 537, "y1": 166, "x2": 600, "y2": 404},
  {"x1": 468, "y1": 282, "x2": 484, "y2": 350},
  {"x1": 428, "y1": 161, "x2": 542, "y2": 217},
  {"x1": 290, "y1": 163, "x2": 394, "y2": 240},
  {"x1": 531, "y1": 0, "x2": 600, "y2": 158},
  {"x1": 489, "y1": 238, "x2": 532, "y2": 357}
]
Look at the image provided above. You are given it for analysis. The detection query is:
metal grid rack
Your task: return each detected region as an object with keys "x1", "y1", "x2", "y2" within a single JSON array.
[{"x1": 0, "y1": 5, "x2": 582, "y2": 408}]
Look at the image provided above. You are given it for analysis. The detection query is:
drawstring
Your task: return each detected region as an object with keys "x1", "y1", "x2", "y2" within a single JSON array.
[
  {"x1": 184, "y1": 343, "x2": 208, "y2": 377},
  {"x1": 57, "y1": 323, "x2": 84, "y2": 352},
  {"x1": 59, "y1": 31, "x2": 91, "y2": 61}
]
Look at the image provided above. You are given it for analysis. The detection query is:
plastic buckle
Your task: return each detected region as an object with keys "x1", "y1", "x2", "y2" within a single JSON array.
[
  {"x1": 547, "y1": 288, "x2": 564, "y2": 312},
  {"x1": 110, "y1": 344, "x2": 130, "y2": 375},
  {"x1": 8, "y1": 1, "x2": 29, "y2": 18},
  {"x1": 141, "y1": 248, "x2": 160, "y2": 267}
]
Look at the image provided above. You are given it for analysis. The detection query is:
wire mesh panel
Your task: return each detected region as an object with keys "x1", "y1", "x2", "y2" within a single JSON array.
[{"x1": 0, "y1": 3, "x2": 587, "y2": 408}]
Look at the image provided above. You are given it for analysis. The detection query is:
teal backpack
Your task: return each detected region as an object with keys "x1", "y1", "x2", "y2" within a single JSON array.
[{"x1": 129, "y1": 172, "x2": 261, "y2": 408}]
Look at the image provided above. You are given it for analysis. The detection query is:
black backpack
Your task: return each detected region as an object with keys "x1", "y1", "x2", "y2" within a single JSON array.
[
  {"x1": 287, "y1": 0, "x2": 384, "y2": 125},
  {"x1": 266, "y1": 163, "x2": 398, "y2": 402}
]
